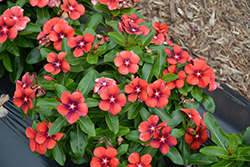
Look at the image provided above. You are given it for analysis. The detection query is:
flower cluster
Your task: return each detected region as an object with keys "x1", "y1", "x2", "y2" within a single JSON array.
[
  {"x1": 0, "y1": 6, "x2": 30, "y2": 43},
  {"x1": 30, "y1": 0, "x2": 61, "y2": 8},
  {"x1": 118, "y1": 13, "x2": 149, "y2": 35},
  {"x1": 151, "y1": 22, "x2": 172, "y2": 46},
  {"x1": 138, "y1": 115, "x2": 177, "y2": 154},
  {"x1": 163, "y1": 65, "x2": 186, "y2": 89},
  {"x1": 26, "y1": 121, "x2": 63, "y2": 154},
  {"x1": 61, "y1": 0, "x2": 85, "y2": 20}
]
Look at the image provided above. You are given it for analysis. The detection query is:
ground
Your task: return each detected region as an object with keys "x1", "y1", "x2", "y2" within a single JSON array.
[{"x1": 134, "y1": 0, "x2": 250, "y2": 100}]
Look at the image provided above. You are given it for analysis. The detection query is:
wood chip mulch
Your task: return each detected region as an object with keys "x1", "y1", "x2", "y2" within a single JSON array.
[{"x1": 134, "y1": 0, "x2": 250, "y2": 100}]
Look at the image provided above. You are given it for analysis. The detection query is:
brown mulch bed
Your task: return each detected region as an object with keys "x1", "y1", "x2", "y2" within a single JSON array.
[{"x1": 134, "y1": 0, "x2": 250, "y2": 100}]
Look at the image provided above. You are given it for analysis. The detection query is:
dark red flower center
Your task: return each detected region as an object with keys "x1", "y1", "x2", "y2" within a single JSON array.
[
  {"x1": 102, "y1": 81, "x2": 108, "y2": 86},
  {"x1": 109, "y1": 96, "x2": 116, "y2": 103},
  {"x1": 174, "y1": 54, "x2": 179, "y2": 59},
  {"x1": 124, "y1": 59, "x2": 131, "y2": 67},
  {"x1": 79, "y1": 41, "x2": 85, "y2": 47},
  {"x1": 2, "y1": 26, "x2": 8, "y2": 33},
  {"x1": 55, "y1": 62, "x2": 61, "y2": 67},
  {"x1": 160, "y1": 136, "x2": 166, "y2": 143},
  {"x1": 60, "y1": 34, "x2": 65, "y2": 39},
  {"x1": 24, "y1": 97, "x2": 28, "y2": 102},
  {"x1": 154, "y1": 91, "x2": 160, "y2": 97},
  {"x1": 137, "y1": 163, "x2": 143, "y2": 167},
  {"x1": 102, "y1": 157, "x2": 109, "y2": 165},
  {"x1": 196, "y1": 71, "x2": 202, "y2": 77},
  {"x1": 69, "y1": 6, "x2": 74, "y2": 11},
  {"x1": 195, "y1": 134, "x2": 199, "y2": 138},
  {"x1": 13, "y1": 16, "x2": 18, "y2": 20},
  {"x1": 135, "y1": 87, "x2": 141, "y2": 93},
  {"x1": 150, "y1": 126, "x2": 155, "y2": 131},
  {"x1": 69, "y1": 103, "x2": 76, "y2": 110}
]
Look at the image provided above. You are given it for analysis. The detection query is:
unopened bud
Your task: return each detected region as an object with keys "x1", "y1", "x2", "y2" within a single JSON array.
[
  {"x1": 44, "y1": 75, "x2": 55, "y2": 81},
  {"x1": 94, "y1": 44, "x2": 99, "y2": 50},
  {"x1": 118, "y1": 22, "x2": 125, "y2": 34},
  {"x1": 104, "y1": 37, "x2": 109, "y2": 42}
]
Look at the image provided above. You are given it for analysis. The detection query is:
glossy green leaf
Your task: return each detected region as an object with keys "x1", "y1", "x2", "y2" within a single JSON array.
[
  {"x1": 125, "y1": 130, "x2": 141, "y2": 143},
  {"x1": 204, "y1": 113, "x2": 229, "y2": 150},
  {"x1": 105, "y1": 112, "x2": 119, "y2": 134},
  {"x1": 70, "y1": 64, "x2": 84, "y2": 72},
  {"x1": 84, "y1": 98, "x2": 99, "y2": 108},
  {"x1": 55, "y1": 84, "x2": 68, "y2": 97},
  {"x1": 171, "y1": 128, "x2": 185, "y2": 138},
  {"x1": 149, "y1": 107, "x2": 173, "y2": 126},
  {"x1": 172, "y1": 109, "x2": 186, "y2": 128},
  {"x1": 165, "y1": 146, "x2": 183, "y2": 165},
  {"x1": 3, "y1": 54, "x2": 12, "y2": 72},
  {"x1": 140, "y1": 146, "x2": 158, "y2": 157},
  {"x1": 0, "y1": 40, "x2": 7, "y2": 53},
  {"x1": 18, "y1": 22, "x2": 41, "y2": 35},
  {"x1": 85, "y1": 13, "x2": 102, "y2": 30},
  {"x1": 52, "y1": 143, "x2": 66, "y2": 166},
  {"x1": 0, "y1": 61, "x2": 4, "y2": 78},
  {"x1": 142, "y1": 29, "x2": 155, "y2": 47},
  {"x1": 116, "y1": 126, "x2": 130, "y2": 137},
  {"x1": 61, "y1": 37, "x2": 71, "y2": 53},
  {"x1": 188, "y1": 153, "x2": 218, "y2": 165},
  {"x1": 93, "y1": 3, "x2": 110, "y2": 13},
  {"x1": 9, "y1": 55, "x2": 23, "y2": 82},
  {"x1": 162, "y1": 73, "x2": 179, "y2": 83},
  {"x1": 77, "y1": 116, "x2": 96, "y2": 136},
  {"x1": 229, "y1": 134, "x2": 238, "y2": 154},
  {"x1": 233, "y1": 147, "x2": 250, "y2": 161},
  {"x1": 157, "y1": 49, "x2": 166, "y2": 75},
  {"x1": 26, "y1": 48, "x2": 43, "y2": 64},
  {"x1": 178, "y1": 81, "x2": 189, "y2": 96},
  {"x1": 37, "y1": 7, "x2": 50, "y2": 26},
  {"x1": 49, "y1": 116, "x2": 68, "y2": 135},
  {"x1": 77, "y1": 70, "x2": 96, "y2": 96},
  {"x1": 116, "y1": 144, "x2": 129, "y2": 158},
  {"x1": 66, "y1": 52, "x2": 85, "y2": 65},
  {"x1": 15, "y1": 0, "x2": 28, "y2": 7},
  {"x1": 128, "y1": 101, "x2": 143, "y2": 119},
  {"x1": 211, "y1": 160, "x2": 236, "y2": 167},
  {"x1": 200, "y1": 146, "x2": 229, "y2": 159},
  {"x1": 243, "y1": 127, "x2": 250, "y2": 146},
  {"x1": 104, "y1": 49, "x2": 118, "y2": 62},
  {"x1": 178, "y1": 137, "x2": 190, "y2": 164},
  {"x1": 108, "y1": 32, "x2": 126, "y2": 46},
  {"x1": 14, "y1": 36, "x2": 29, "y2": 48},
  {"x1": 37, "y1": 98, "x2": 60, "y2": 109},
  {"x1": 141, "y1": 63, "x2": 153, "y2": 82},
  {"x1": 139, "y1": 107, "x2": 150, "y2": 121},
  {"x1": 6, "y1": 40, "x2": 19, "y2": 56},
  {"x1": 191, "y1": 86, "x2": 203, "y2": 102},
  {"x1": 40, "y1": 48, "x2": 53, "y2": 59},
  {"x1": 70, "y1": 124, "x2": 88, "y2": 157},
  {"x1": 87, "y1": 53, "x2": 98, "y2": 64},
  {"x1": 202, "y1": 93, "x2": 215, "y2": 113}
]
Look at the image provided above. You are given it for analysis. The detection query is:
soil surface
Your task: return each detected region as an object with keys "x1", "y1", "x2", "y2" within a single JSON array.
[{"x1": 134, "y1": 0, "x2": 250, "y2": 100}]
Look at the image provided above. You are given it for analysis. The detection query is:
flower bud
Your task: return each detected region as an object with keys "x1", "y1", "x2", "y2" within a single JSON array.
[
  {"x1": 118, "y1": 22, "x2": 125, "y2": 34},
  {"x1": 94, "y1": 44, "x2": 99, "y2": 50},
  {"x1": 44, "y1": 75, "x2": 54, "y2": 81}
]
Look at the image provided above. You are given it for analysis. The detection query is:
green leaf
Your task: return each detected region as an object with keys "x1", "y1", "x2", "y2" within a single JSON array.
[
  {"x1": 172, "y1": 109, "x2": 186, "y2": 128},
  {"x1": 61, "y1": 38, "x2": 71, "y2": 53},
  {"x1": 178, "y1": 137, "x2": 190, "y2": 164},
  {"x1": 202, "y1": 93, "x2": 215, "y2": 113},
  {"x1": 18, "y1": 22, "x2": 41, "y2": 35},
  {"x1": 139, "y1": 107, "x2": 150, "y2": 121},
  {"x1": 66, "y1": 52, "x2": 85, "y2": 65},
  {"x1": 157, "y1": 49, "x2": 166, "y2": 76},
  {"x1": 149, "y1": 107, "x2": 173, "y2": 126},
  {"x1": 165, "y1": 146, "x2": 183, "y2": 165},
  {"x1": 77, "y1": 70, "x2": 96, "y2": 96},
  {"x1": 83, "y1": 27, "x2": 96, "y2": 36},
  {"x1": 108, "y1": 32, "x2": 126, "y2": 46},
  {"x1": 162, "y1": 73, "x2": 179, "y2": 83},
  {"x1": 125, "y1": 130, "x2": 141, "y2": 143},
  {"x1": 191, "y1": 86, "x2": 203, "y2": 102},
  {"x1": 229, "y1": 134, "x2": 238, "y2": 154},
  {"x1": 77, "y1": 116, "x2": 96, "y2": 136},
  {"x1": 37, "y1": 98, "x2": 60, "y2": 109},
  {"x1": 40, "y1": 48, "x2": 53, "y2": 59},
  {"x1": 52, "y1": 143, "x2": 66, "y2": 166},
  {"x1": 39, "y1": 81, "x2": 55, "y2": 90},
  {"x1": 142, "y1": 29, "x2": 155, "y2": 47},
  {"x1": 105, "y1": 112, "x2": 119, "y2": 134},
  {"x1": 104, "y1": 49, "x2": 118, "y2": 62},
  {"x1": 49, "y1": 116, "x2": 68, "y2": 135},
  {"x1": 178, "y1": 81, "x2": 189, "y2": 96},
  {"x1": 93, "y1": 2, "x2": 110, "y2": 13},
  {"x1": 200, "y1": 146, "x2": 229, "y2": 159},
  {"x1": 85, "y1": 13, "x2": 102, "y2": 30},
  {"x1": 188, "y1": 153, "x2": 218, "y2": 165},
  {"x1": 116, "y1": 144, "x2": 129, "y2": 158},
  {"x1": 70, "y1": 124, "x2": 88, "y2": 157},
  {"x1": 0, "y1": 61, "x2": 4, "y2": 78},
  {"x1": 15, "y1": 0, "x2": 28, "y2": 7},
  {"x1": 37, "y1": 7, "x2": 50, "y2": 26},
  {"x1": 0, "y1": 40, "x2": 7, "y2": 53},
  {"x1": 116, "y1": 126, "x2": 130, "y2": 137},
  {"x1": 234, "y1": 147, "x2": 250, "y2": 161},
  {"x1": 3, "y1": 54, "x2": 12, "y2": 72},
  {"x1": 6, "y1": 40, "x2": 19, "y2": 56},
  {"x1": 26, "y1": 48, "x2": 43, "y2": 64},
  {"x1": 142, "y1": 63, "x2": 153, "y2": 82},
  {"x1": 211, "y1": 160, "x2": 236, "y2": 167},
  {"x1": 9, "y1": 55, "x2": 23, "y2": 82},
  {"x1": 140, "y1": 146, "x2": 158, "y2": 157},
  {"x1": 55, "y1": 84, "x2": 68, "y2": 97},
  {"x1": 171, "y1": 128, "x2": 185, "y2": 138},
  {"x1": 128, "y1": 101, "x2": 143, "y2": 119},
  {"x1": 70, "y1": 64, "x2": 84, "y2": 72},
  {"x1": 204, "y1": 113, "x2": 229, "y2": 150},
  {"x1": 87, "y1": 53, "x2": 98, "y2": 64},
  {"x1": 243, "y1": 128, "x2": 250, "y2": 146},
  {"x1": 85, "y1": 98, "x2": 99, "y2": 108},
  {"x1": 14, "y1": 36, "x2": 29, "y2": 48}
]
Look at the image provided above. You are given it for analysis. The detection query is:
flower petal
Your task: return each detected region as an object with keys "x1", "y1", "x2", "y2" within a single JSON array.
[{"x1": 128, "y1": 152, "x2": 140, "y2": 164}]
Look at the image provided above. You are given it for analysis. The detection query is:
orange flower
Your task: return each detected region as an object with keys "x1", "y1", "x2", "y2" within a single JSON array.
[
  {"x1": 114, "y1": 51, "x2": 140, "y2": 75},
  {"x1": 163, "y1": 65, "x2": 186, "y2": 89},
  {"x1": 128, "y1": 153, "x2": 152, "y2": 167},
  {"x1": 13, "y1": 88, "x2": 35, "y2": 114},
  {"x1": 30, "y1": 0, "x2": 49, "y2": 8},
  {"x1": 99, "y1": 0, "x2": 119, "y2": 10},
  {"x1": 0, "y1": 16, "x2": 17, "y2": 43},
  {"x1": 125, "y1": 78, "x2": 148, "y2": 102},
  {"x1": 61, "y1": 0, "x2": 85, "y2": 20},
  {"x1": 165, "y1": 45, "x2": 190, "y2": 64}
]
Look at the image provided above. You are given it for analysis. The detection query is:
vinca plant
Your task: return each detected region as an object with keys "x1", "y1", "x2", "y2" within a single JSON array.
[{"x1": 0, "y1": 0, "x2": 250, "y2": 166}]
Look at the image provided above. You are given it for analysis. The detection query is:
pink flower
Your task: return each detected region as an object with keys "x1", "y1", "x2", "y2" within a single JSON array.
[
  {"x1": 94, "y1": 77, "x2": 116, "y2": 93},
  {"x1": 128, "y1": 153, "x2": 152, "y2": 167},
  {"x1": 30, "y1": 0, "x2": 49, "y2": 8},
  {"x1": 99, "y1": 0, "x2": 119, "y2": 10},
  {"x1": 61, "y1": 0, "x2": 85, "y2": 20},
  {"x1": 0, "y1": 16, "x2": 17, "y2": 43},
  {"x1": 165, "y1": 45, "x2": 190, "y2": 64},
  {"x1": 13, "y1": 88, "x2": 35, "y2": 114},
  {"x1": 125, "y1": 78, "x2": 148, "y2": 102},
  {"x1": 16, "y1": 72, "x2": 34, "y2": 89}
]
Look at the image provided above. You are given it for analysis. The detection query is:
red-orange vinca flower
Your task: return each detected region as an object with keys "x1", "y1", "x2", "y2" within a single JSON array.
[
  {"x1": 30, "y1": 0, "x2": 49, "y2": 8},
  {"x1": 152, "y1": 22, "x2": 169, "y2": 37},
  {"x1": 150, "y1": 126, "x2": 177, "y2": 154},
  {"x1": 128, "y1": 152, "x2": 152, "y2": 167},
  {"x1": 13, "y1": 88, "x2": 35, "y2": 114},
  {"x1": 48, "y1": 0, "x2": 61, "y2": 7},
  {"x1": 180, "y1": 108, "x2": 201, "y2": 127},
  {"x1": 138, "y1": 115, "x2": 166, "y2": 142},
  {"x1": 99, "y1": 0, "x2": 119, "y2": 10},
  {"x1": 68, "y1": 33, "x2": 95, "y2": 57},
  {"x1": 57, "y1": 90, "x2": 88, "y2": 124},
  {"x1": 44, "y1": 52, "x2": 70, "y2": 75},
  {"x1": 114, "y1": 51, "x2": 140, "y2": 75},
  {"x1": 94, "y1": 77, "x2": 116, "y2": 93},
  {"x1": 16, "y1": 72, "x2": 34, "y2": 89},
  {"x1": 37, "y1": 31, "x2": 50, "y2": 47},
  {"x1": 163, "y1": 65, "x2": 186, "y2": 89},
  {"x1": 125, "y1": 78, "x2": 148, "y2": 102},
  {"x1": 34, "y1": 121, "x2": 64, "y2": 149},
  {"x1": 123, "y1": 21, "x2": 149, "y2": 36},
  {"x1": 61, "y1": 0, "x2": 85, "y2": 20},
  {"x1": 48, "y1": 23, "x2": 75, "y2": 50},
  {"x1": 208, "y1": 74, "x2": 218, "y2": 91},
  {"x1": 43, "y1": 17, "x2": 68, "y2": 35},
  {"x1": 185, "y1": 126, "x2": 208, "y2": 150},
  {"x1": 145, "y1": 79, "x2": 170, "y2": 108},
  {"x1": 151, "y1": 33, "x2": 164, "y2": 45},
  {"x1": 98, "y1": 84, "x2": 127, "y2": 115},
  {"x1": 2, "y1": 6, "x2": 30, "y2": 31},
  {"x1": 184, "y1": 58, "x2": 214, "y2": 88},
  {"x1": 165, "y1": 45, "x2": 190, "y2": 64},
  {"x1": 122, "y1": 13, "x2": 145, "y2": 25},
  {"x1": 90, "y1": 147, "x2": 119, "y2": 167},
  {"x1": 0, "y1": 16, "x2": 17, "y2": 43},
  {"x1": 25, "y1": 127, "x2": 47, "y2": 154}
]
